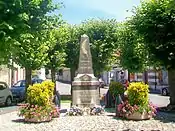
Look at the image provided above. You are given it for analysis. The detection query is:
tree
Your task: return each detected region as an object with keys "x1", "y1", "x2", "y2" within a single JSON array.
[
  {"x1": 117, "y1": 22, "x2": 149, "y2": 73},
  {"x1": 64, "y1": 25, "x2": 81, "y2": 81},
  {"x1": 130, "y1": 0, "x2": 175, "y2": 106},
  {"x1": 0, "y1": 0, "x2": 29, "y2": 65},
  {"x1": 8, "y1": 0, "x2": 61, "y2": 88},
  {"x1": 45, "y1": 23, "x2": 69, "y2": 82}
]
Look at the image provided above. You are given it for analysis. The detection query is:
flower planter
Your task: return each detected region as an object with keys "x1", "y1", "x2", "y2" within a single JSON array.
[
  {"x1": 24, "y1": 116, "x2": 52, "y2": 123},
  {"x1": 126, "y1": 111, "x2": 150, "y2": 120}
]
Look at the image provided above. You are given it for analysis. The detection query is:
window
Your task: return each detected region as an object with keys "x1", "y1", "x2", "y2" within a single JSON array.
[
  {"x1": 13, "y1": 81, "x2": 21, "y2": 87},
  {"x1": 21, "y1": 81, "x2": 26, "y2": 87},
  {"x1": 0, "y1": 83, "x2": 6, "y2": 90}
]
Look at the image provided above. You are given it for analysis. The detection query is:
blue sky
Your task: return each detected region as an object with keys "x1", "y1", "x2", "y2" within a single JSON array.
[{"x1": 53, "y1": 0, "x2": 141, "y2": 24}]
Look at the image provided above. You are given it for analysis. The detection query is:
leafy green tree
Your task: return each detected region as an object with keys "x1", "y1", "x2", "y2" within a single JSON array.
[
  {"x1": 130, "y1": 0, "x2": 175, "y2": 106},
  {"x1": 7, "y1": 0, "x2": 61, "y2": 88},
  {"x1": 45, "y1": 23, "x2": 69, "y2": 82},
  {"x1": 117, "y1": 22, "x2": 149, "y2": 73},
  {"x1": 0, "y1": 0, "x2": 28, "y2": 65},
  {"x1": 64, "y1": 25, "x2": 80, "y2": 81}
]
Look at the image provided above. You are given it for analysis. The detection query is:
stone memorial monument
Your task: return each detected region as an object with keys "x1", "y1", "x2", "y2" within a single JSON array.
[{"x1": 72, "y1": 34, "x2": 100, "y2": 107}]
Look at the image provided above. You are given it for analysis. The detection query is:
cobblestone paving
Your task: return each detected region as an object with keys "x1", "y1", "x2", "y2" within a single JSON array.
[{"x1": 0, "y1": 111, "x2": 175, "y2": 131}]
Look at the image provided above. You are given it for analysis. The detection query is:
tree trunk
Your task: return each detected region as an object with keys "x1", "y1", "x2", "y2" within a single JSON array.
[
  {"x1": 128, "y1": 70, "x2": 130, "y2": 82},
  {"x1": 144, "y1": 71, "x2": 148, "y2": 84},
  {"x1": 25, "y1": 68, "x2": 32, "y2": 102},
  {"x1": 70, "y1": 68, "x2": 76, "y2": 106},
  {"x1": 51, "y1": 68, "x2": 56, "y2": 82},
  {"x1": 168, "y1": 69, "x2": 175, "y2": 106}
]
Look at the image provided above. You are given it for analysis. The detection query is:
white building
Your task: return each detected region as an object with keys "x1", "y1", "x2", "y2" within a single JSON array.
[{"x1": 0, "y1": 64, "x2": 25, "y2": 87}]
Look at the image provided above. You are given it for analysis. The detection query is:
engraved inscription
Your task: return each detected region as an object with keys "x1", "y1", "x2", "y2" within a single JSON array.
[{"x1": 79, "y1": 90, "x2": 91, "y2": 103}]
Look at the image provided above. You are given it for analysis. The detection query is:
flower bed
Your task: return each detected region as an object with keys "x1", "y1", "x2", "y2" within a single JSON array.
[
  {"x1": 117, "y1": 101, "x2": 157, "y2": 120},
  {"x1": 66, "y1": 105, "x2": 104, "y2": 116},
  {"x1": 117, "y1": 82, "x2": 157, "y2": 120},
  {"x1": 18, "y1": 81, "x2": 60, "y2": 123}
]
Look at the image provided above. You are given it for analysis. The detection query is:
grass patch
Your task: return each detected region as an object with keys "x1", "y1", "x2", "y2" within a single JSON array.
[
  {"x1": 61, "y1": 100, "x2": 71, "y2": 103},
  {"x1": 104, "y1": 108, "x2": 116, "y2": 113},
  {"x1": 60, "y1": 95, "x2": 72, "y2": 100}
]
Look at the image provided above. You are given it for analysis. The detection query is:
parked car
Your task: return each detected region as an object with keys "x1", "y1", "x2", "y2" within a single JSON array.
[
  {"x1": 0, "y1": 81, "x2": 13, "y2": 106},
  {"x1": 10, "y1": 79, "x2": 43, "y2": 102},
  {"x1": 160, "y1": 86, "x2": 169, "y2": 96}
]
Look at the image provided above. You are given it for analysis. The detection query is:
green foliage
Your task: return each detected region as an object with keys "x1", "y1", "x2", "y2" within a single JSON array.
[
  {"x1": 127, "y1": 82, "x2": 149, "y2": 107},
  {"x1": 1, "y1": 0, "x2": 62, "y2": 87},
  {"x1": 64, "y1": 25, "x2": 80, "y2": 77},
  {"x1": 117, "y1": 22, "x2": 149, "y2": 72},
  {"x1": 0, "y1": 0, "x2": 62, "y2": 66},
  {"x1": 27, "y1": 80, "x2": 55, "y2": 106},
  {"x1": 19, "y1": 80, "x2": 59, "y2": 121},
  {"x1": 117, "y1": 82, "x2": 157, "y2": 117},
  {"x1": 0, "y1": 0, "x2": 25, "y2": 64},
  {"x1": 12, "y1": 32, "x2": 50, "y2": 69},
  {"x1": 131, "y1": 0, "x2": 175, "y2": 69},
  {"x1": 45, "y1": 24, "x2": 69, "y2": 70},
  {"x1": 109, "y1": 81, "x2": 125, "y2": 96}
]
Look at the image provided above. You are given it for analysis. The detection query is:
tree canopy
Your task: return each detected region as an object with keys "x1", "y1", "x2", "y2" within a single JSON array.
[
  {"x1": 117, "y1": 22, "x2": 149, "y2": 73},
  {"x1": 130, "y1": 0, "x2": 175, "y2": 69},
  {"x1": 0, "y1": 0, "x2": 62, "y2": 89},
  {"x1": 45, "y1": 23, "x2": 69, "y2": 81}
]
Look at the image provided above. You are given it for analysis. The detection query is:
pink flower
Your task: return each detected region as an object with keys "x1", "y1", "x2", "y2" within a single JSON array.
[{"x1": 117, "y1": 104, "x2": 123, "y2": 111}]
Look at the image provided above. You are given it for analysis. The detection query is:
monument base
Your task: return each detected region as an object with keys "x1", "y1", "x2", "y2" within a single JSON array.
[{"x1": 72, "y1": 74, "x2": 100, "y2": 108}]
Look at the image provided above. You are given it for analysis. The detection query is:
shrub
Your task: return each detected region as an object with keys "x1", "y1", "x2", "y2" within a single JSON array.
[
  {"x1": 127, "y1": 82, "x2": 149, "y2": 107},
  {"x1": 117, "y1": 82, "x2": 157, "y2": 119},
  {"x1": 41, "y1": 80, "x2": 55, "y2": 98},
  {"x1": 19, "y1": 81, "x2": 59, "y2": 122},
  {"x1": 27, "y1": 80, "x2": 55, "y2": 106},
  {"x1": 109, "y1": 81, "x2": 125, "y2": 97}
]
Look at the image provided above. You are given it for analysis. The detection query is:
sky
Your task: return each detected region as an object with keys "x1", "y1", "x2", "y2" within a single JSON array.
[{"x1": 53, "y1": 0, "x2": 141, "y2": 24}]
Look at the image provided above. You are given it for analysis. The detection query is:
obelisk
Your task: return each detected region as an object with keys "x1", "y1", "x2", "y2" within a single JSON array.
[
  {"x1": 72, "y1": 34, "x2": 100, "y2": 107},
  {"x1": 78, "y1": 34, "x2": 93, "y2": 74}
]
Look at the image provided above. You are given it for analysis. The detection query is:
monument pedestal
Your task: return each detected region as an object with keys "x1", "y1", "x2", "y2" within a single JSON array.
[{"x1": 72, "y1": 74, "x2": 100, "y2": 108}]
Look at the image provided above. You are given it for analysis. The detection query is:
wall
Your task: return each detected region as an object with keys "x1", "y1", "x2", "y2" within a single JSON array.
[
  {"x1": 0, "y1": 64, "x2": 25, "y2": 87},
  {"x1": 129, "y1": 67, "x2": 168, "y2": 90},
  {"x1": 58, "y1": 68, "x2": 71, "y2": 82},
  {"x1": 0, "y1": 66, "x2": 10, "y2": 85}
]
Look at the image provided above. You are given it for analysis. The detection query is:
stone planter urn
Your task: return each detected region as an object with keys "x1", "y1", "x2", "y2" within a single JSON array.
[
  {"x1": 126, "y1": 111, "x2": 150, "y2": 120},
  {"x1": 24, "y1": 116, "x2": 52, "y2": 123}
]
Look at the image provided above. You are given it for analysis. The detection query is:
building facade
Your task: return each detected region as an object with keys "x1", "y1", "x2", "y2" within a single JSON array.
[
  {"x1": 0, "y1": 64, "x2": 25, "y2": 87},
  {"x1": 102, "y1": 67, "x2": 168, "y2": 90}
]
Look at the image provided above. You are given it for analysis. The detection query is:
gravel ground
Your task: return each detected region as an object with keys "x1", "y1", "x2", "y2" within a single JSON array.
[{"x1": 0, "y1": 110, "x2": 175, "y2": 131}]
